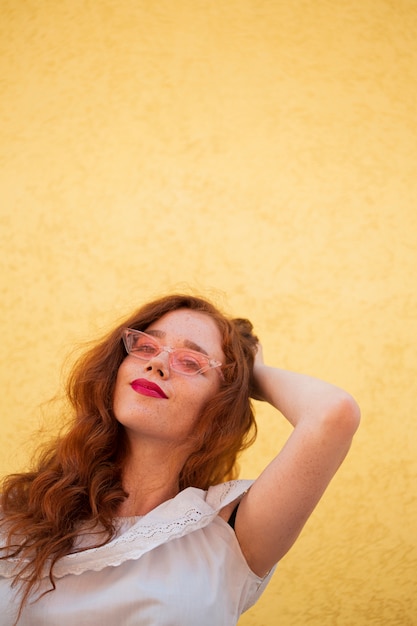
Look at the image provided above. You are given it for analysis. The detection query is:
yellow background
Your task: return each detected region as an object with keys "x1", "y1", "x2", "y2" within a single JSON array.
[{"x1": 1, "y1": 1, "x2": 416, "y2": 624}]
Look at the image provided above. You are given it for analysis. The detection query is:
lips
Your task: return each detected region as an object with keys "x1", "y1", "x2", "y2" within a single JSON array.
[{"x1": 131, "y1": 378, "x2": 168, "y2": 399}]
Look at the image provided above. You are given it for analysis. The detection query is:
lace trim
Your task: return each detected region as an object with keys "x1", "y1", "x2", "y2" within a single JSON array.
[{"x1": 0, "y1": 480, "x2": 253, "y2": 580}]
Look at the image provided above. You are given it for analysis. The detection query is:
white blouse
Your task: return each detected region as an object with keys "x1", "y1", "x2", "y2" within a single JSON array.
[{"x1": 0, "y1": 480, "x2": 275, "y2": 625}]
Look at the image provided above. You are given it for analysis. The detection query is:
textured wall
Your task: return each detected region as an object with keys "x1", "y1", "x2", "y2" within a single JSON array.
[{"x1": 1, "y1": 1, "x2": 416, "y2": 624}]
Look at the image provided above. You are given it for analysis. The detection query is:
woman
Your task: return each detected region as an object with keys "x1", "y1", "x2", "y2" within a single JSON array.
[{"x1": 0, "y1": 294, "x2": 360, "y2": 625}]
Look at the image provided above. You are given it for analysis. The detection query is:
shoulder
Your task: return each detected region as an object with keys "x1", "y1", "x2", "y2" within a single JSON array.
[
  {"x1": 205, "y1": 479, "x2": 253, "y2": 526},
  {"x1": 205, "y1": 479, "x2": 253, "y2": 511}
]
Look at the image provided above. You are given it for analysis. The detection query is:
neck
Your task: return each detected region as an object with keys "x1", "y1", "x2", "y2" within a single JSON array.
[{"x1": 117, "y1": 439, "x2": 189, "y2": 517}]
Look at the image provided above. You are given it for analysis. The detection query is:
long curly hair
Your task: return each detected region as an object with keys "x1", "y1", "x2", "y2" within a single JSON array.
[{"x1": 0, "y1": 294, "x2": 259, "y2": 614}]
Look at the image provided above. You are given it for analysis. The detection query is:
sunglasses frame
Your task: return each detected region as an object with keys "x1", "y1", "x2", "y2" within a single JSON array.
[{"x1": 122, "y1": 328, "x2": 224, "y2": 378}]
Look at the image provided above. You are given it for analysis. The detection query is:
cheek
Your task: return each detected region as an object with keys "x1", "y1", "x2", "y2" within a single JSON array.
[
  {"x1": 116, "y1": 356, "x2": 143, "y2": 381},
  {"x1": 113, "y1": 360, "x2": 133, "y2": 406},
  {"x1": 186, "y1": 380, "x2": 218, "y2": 414}
]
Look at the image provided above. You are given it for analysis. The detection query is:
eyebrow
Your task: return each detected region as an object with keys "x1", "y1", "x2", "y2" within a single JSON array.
[{"x1": 146, "y1": 329, "x2": 209, "y2": 356}]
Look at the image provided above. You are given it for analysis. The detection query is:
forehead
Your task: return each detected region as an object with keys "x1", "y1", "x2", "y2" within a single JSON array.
[{"x1": 145, "y1": 309, "x2": 223, "y2": 355}]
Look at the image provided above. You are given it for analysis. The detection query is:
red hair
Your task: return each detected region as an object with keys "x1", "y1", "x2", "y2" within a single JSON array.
[{"x1": 0, "y1": 294, "x2": 258, "y2": 612}]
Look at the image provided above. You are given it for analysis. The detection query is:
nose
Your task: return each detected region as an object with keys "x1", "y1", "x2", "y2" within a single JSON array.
[{"x1": 145, "y1": 350, "x2": 170, "y2": 378}]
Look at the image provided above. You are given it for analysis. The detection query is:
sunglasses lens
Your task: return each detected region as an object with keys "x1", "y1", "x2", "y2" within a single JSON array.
[
  {"x1": 171, "y1": 350, "x2": 208, "y2": 375},
  {"x1": 129, "y1": 333, "x2": 159, "y2": 357}
]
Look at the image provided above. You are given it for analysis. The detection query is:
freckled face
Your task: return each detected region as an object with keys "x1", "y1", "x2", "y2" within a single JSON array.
[{"x1": 113, "y1": 309, "x2": 224, "y2": 444}]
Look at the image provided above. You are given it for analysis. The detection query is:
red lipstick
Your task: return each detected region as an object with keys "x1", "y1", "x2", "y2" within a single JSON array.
[{"x1": 131, "y1": 378, "x2": 168, "y2": 399}]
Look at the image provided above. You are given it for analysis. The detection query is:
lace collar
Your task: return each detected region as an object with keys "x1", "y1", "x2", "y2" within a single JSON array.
[{"x1": 0, "y1": 480, "x2": 253, "y2": 580}]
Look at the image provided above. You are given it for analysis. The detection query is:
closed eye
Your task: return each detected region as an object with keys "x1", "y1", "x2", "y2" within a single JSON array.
[
  {"x1": 175, "y1": 351, "x2": 206, "y2": 372},
  {"x1": 134, "y1": 341, "x2": 159, "y2": 355}
]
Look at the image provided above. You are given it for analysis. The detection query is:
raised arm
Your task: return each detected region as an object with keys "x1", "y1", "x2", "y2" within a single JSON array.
[{"x1": 234, "y1": 345, "x2": 361, "y2": 577}]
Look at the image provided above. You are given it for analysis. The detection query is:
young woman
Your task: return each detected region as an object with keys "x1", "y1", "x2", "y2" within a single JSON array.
[{"x1": 0, "y1": 294, "x2": 360, "y2": 625}]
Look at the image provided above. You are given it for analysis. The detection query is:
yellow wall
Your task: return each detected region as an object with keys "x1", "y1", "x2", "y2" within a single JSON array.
[{"x1": 1, "y1": 1, "x2": 416, "y2": 623}]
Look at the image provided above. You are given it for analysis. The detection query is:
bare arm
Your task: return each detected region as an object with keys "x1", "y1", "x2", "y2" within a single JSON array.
[{"x1": 234, "y1": 345, "x2": 361, "y2": 577}]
